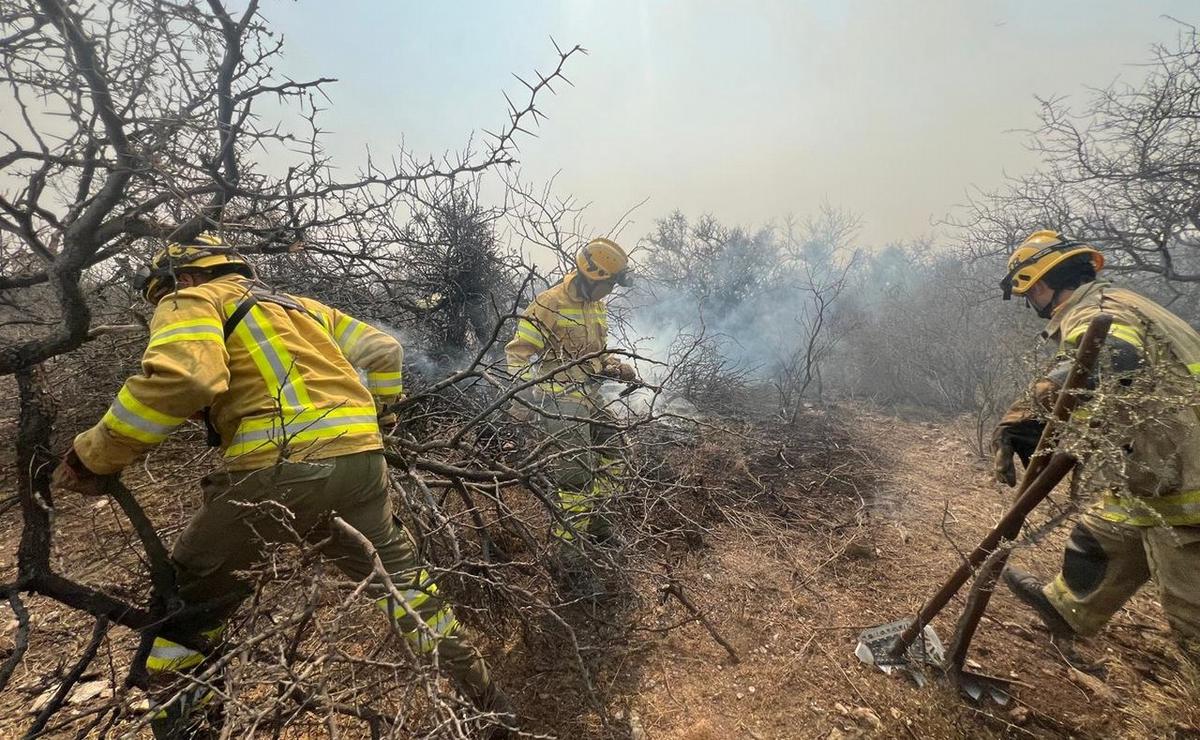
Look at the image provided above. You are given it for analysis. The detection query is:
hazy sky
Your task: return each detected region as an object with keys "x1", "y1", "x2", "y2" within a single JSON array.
[{"x1": 268, "y1": 1, "x2": 1196, "y2": 247}]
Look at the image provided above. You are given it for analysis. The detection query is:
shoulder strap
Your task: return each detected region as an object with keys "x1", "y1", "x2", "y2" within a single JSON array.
[
  {"x1": 202, "y1": 294, "x2": 260, "y2": 447},
  {"x1": 223, "y1": 294, "x2": 259, "y2": 339},
  {"x1": 201, "y1": 290, "x2": 322, "y2": 447}
]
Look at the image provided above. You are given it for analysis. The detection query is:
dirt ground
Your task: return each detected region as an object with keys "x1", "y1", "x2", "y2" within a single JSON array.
[
  {"x1": 1, "y1": 404, "x2": 1198, "y2": 738},
  {"x1": 616, "y1": 406, "x2": 1199, "y2": 740}
]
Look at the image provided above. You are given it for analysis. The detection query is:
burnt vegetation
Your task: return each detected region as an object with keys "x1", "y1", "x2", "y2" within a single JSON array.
[{"x1": 3, "y1": 4, "x2": 1200, "y2": 739}]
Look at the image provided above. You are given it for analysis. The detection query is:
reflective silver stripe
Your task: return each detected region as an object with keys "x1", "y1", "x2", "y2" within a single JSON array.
[
  {"x1": 150, "y1": 323, "x2": 223, "y2": 343},
  {"x1": 229, "y1": 413, "x2": 379, "y2": 447},
  {"x1": 405, "y1": 607, "x2": 458, "y2": 650},
  {"x1": 386, "y1": 591, "x2": 435, "y2": 620},
  {"x1": 426, "y1": 607, "x2": 457, "y2": 636},
  {"x1": 149, "y1": 643, "x2": 202, "y2": 661},
  {"x1": 242, "y1": 308, "x2": 303, "y2": 410},
  {"x1": 107, "y1": 396, "x2": 178, "y2": 440},
  {"x1": 336, "y1": 318, "x2": 367, "y2": 351}
]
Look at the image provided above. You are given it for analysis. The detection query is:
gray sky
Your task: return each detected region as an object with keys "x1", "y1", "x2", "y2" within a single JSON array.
[{"x1": 269, "y1": 1, "x2": 1197, "y2": 246}]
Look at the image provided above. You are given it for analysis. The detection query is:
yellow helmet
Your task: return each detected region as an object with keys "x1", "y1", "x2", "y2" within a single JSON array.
[
  {"x1": 1000, "y1": 230, "x2": 1104, "y2": 300},
  {"x1": 575, "y1": 237, "x2": 632, "y2": 285},
  {"x1": 135, "y1": 232, "x2": 253, "y2": 302}
]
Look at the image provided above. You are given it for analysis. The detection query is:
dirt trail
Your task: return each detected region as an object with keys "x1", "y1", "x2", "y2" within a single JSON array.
[{"x1": 622, "y1": 406, "x2": 1196, "y2": 740}]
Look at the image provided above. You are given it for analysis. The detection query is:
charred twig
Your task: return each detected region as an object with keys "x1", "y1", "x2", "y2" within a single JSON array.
[
  {"x1": 0, "y1": 593, "x2": 31, "y2": 692},
  {"x1": 24, "y1": 616, "x2": 110, "y2": 739},
  {"x1": 659, "y1": 578, "x2": 740, "y2": 664}
]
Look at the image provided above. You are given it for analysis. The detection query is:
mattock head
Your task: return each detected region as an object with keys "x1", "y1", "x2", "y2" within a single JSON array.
[{"x1": 854, "y1": 619, "x2": 945, "y2": 687}]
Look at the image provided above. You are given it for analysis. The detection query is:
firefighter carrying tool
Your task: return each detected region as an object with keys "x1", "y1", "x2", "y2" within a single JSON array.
[
  {"x1": 504, "y1": 238, "x2": 636, "y2": 548},
  {"x1": 994, "y1": 229, "x2": 1200, "y2": 646},
  {"x1": 51, "y1": 234, "x2": 515, "y2": 738}
]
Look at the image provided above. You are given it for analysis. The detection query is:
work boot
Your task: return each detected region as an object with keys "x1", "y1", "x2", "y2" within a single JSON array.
[
  {"x1": 477, "y1": 685, "x2": 518, "y2": 740},
  {"x1": 439, "y1": 629, "x2": 518, "y2": 738},
  {"x1": 552, "y1": 546, "x2": 602, "y2": 602},
  {"x1": 456, "y1": 675, "x2": 517, "y2": 739},
  {"x1": 1003, "y1": 568, "x2": 1076, "y2": 639}
]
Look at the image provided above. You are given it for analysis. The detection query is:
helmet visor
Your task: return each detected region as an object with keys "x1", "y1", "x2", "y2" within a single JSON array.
[
  {"x1": 999, "y1": 272, "x2": 1014, "y2": 301},
  {"x1": 132, "y1": 265, "x2": 152, "y2": 296}
]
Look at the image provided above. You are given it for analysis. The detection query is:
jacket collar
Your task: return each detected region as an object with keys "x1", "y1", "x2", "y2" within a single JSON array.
[{"x1": 1040, "y1": 280, "x2": 1109, "y2": 340}]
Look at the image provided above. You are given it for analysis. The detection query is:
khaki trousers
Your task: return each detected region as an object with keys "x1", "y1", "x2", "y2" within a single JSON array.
[
  {"x1": 536, "y1": 391, "x2": 624, "y2": 542},
  {"x1": 1044, "y1": 511, "x2": 1200, "y2": 640},
  {"x1": 158, "y1": 451, "x2": 491, "y2": 699}
]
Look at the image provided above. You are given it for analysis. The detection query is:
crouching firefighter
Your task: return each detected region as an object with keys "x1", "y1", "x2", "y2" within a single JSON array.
[
  {"x1": 504, "y1": 238, "x2": 637, "y2": 550},
  {"x1": 51, "y1": 234, "x2": 515, "y2": 738},
  {"x1": 992, "y1": 229, "x2": 1200, "y2": 648}
]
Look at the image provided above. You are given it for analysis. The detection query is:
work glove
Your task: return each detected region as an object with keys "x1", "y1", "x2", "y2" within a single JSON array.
[
  {"x1": 51, "y1": 449, "x2": 109, "y2": 497},
  {"x1": 990, "y1": 420, "x2": 1045, "y2": 488},
  {"x1": 992, "y1": 439, "x2": 1018, "y2": 487},
  {"x1": 602, "y1": 361, "x2": 638, "y2": 383},
  {"x1": 377, "y1": 401, "x2": 399, "y2": 429}
]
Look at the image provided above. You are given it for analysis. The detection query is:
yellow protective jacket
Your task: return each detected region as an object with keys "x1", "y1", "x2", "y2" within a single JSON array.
[
  {"x1": 75, "y1": 275, "x2": 404, "y2": 473},
  {"x1": 504, "y1": 273, "x2": 621, "y2": 398},
  {"x1": 1004, "y1": 280, "x2": 1200, "y2": 526}
]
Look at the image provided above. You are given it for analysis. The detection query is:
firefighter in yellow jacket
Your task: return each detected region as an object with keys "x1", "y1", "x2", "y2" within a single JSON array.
[
  {"x1": 51, "y1": 235, "x2": 514, "y2": 738},
  {"x1": 504, "y1": 238, "x2": 636, "y2": 546},
  {"x1": 993, "y1": 230, "x2": 1200, "y2": 645}
]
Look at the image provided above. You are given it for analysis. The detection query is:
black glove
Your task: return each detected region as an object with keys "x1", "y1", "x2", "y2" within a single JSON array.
[{"x1": 991, "y1": 420, "x2": 1045, "y2": 487}]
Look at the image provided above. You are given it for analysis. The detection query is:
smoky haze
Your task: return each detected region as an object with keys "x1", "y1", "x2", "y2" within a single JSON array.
[{"x1": 268, "y1": 0, "x2": 1197, "y2": 246}]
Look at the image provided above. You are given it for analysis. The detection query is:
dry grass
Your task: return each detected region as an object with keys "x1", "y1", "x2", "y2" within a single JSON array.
[{"x1": 3, "y1": 402, "x2": 1197, "y2": 738}]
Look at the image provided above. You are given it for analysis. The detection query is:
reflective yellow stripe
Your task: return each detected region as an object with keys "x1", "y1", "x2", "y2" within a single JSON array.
[
  {"x1": 366, "y1": 370, "x2": 403, "y2": 396},
  {"x1": 535, "y1": 381, "x2": 590, "y2": 400},
  {"x1": 557, "y1": 307, "x2": 606, "y2": 316},
  {"x1": 516, "y1": 319, "x2": 545, "y2": 349},
  {"x1": 592, "y1": 455, "x2": 624, "y2": 499},
  {"x1": 232, "y1": 304, "x2": 311, "y2": 411},
  {"x1": 147, "y1": 318, "x2": 224, "y2": 348},
  {"x1": 556, "y1": 315, "x2": 607, "y2": 327},
  {"x1": 552, "y1": 489, "x2": 595, "y2": 541},
  {"x1": 224, "y1": 406, "x2": 379, "y2": 458},
  {"x1": 404, "y1": 605, "x2": 459, "y2": 654},
  {"x1": 1065, "y1": 322, "x2": 1143, "y2": 348},
  {"x1": 150, "y1": 684, "x2": 215, "y2": 719},
  {"x1": 556, "y1": 306, "x2": 606, "y2": 327},
  {"x1": 145, "y1": 625, "x2": 220, "y2": 674},
  {"x1": 334, "y1": 315, "x2": 370, "y2": 355},
  {"x1": 314, "y1": 310, "x2": 333, "y2": 334},
  {"x1": 1097, "y1": 490, "x2": 1200, "y2": 526},
  {"x1": 1187, "y1": 362, "x2": 1200, "y2": 376},
  {"x1": 146, "y1": 637, "x2": 204, "y2": 672},
  {"x1": 375, "y1": 570, "x2": 459, "y2": 654},
  {"x1": 375, "y1": 570, "x2": 440, "y2": 620},
  {"x1": 101, "y1": 386, "x2": 185, "y2": 444},
  {"x1": 558, "y1": 490, "x2": 594, "y2": 513}
]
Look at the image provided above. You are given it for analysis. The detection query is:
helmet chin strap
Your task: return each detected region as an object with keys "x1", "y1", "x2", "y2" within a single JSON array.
[
  {"x1": 573, "y1": 273, "x2": 614, "y2": 301},
  {"x1": 1025, "y1": 287, "x2": 1063, "y2": 319}
]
